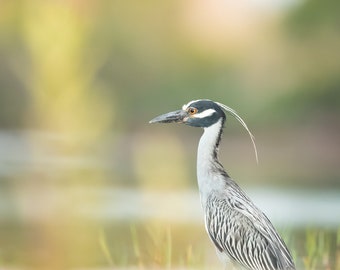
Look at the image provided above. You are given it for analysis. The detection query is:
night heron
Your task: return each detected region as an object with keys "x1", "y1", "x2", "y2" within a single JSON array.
[{"x1": 149, "y1": 99, "x2": 295, "y2": 270}]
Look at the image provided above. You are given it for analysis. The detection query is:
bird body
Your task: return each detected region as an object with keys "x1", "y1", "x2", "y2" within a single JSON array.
[{"x1": 150, "y1": 99, "x2": 295, "y2": 270}]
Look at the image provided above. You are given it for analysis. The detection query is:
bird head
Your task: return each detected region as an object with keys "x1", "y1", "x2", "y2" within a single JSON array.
[
  {"x1": 149, "y1": 99, "x2": 258, "y2": 162},
  {"x1": 149, "y1": 99, "x2": 225, "y2": 128}
]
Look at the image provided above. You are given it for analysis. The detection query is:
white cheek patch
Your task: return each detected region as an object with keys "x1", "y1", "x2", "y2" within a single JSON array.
[{"x1": 193, "y1": 108, "x2": 216, "y2": 118}]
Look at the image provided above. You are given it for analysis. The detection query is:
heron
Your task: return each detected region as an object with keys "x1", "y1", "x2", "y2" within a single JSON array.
[{"x1": 149, "y1": 99, "x2": 295, "y2": 270}]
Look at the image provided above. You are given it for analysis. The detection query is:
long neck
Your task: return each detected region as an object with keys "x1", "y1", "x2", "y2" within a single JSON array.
[{"x1": 197, "y1": 119, "x2": 224, "y2": 193}]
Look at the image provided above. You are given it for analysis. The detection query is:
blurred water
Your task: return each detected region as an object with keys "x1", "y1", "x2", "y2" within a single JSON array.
[
  {"x1": 1, "y1": 185, "x2": 339, "y2": 228},
  {"x1": 0, "y1": 131, "x2": 109, "y2": 177},
  {"x1": 0, "y1": 130, "x2": 339, "y2": 228}
]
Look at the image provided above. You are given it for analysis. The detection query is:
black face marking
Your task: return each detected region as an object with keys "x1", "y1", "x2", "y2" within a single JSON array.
[{"x1": 184, "y1": 100, "x2": 226, "y2": 128}]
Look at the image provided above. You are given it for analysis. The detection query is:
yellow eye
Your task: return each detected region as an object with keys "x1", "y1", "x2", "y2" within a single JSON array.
[{"x1": 188, "y1": 107, "x2": 198, "y2": 115}]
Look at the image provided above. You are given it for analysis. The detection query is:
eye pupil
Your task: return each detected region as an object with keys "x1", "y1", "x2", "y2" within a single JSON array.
[{"x1": 189, "y1": 108, "x2": 197, "y2": 115}]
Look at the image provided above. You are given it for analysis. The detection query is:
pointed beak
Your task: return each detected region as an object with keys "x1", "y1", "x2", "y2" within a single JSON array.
[{"x1": 149, "y1": 110, "x2": 187, "y2": 124}]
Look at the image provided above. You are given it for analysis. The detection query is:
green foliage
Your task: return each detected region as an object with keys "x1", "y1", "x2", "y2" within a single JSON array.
[
  {"x1": 286, "y1": 0, "x2": 340, "y2": 35},
  {"x1": 294, "y1": 228, "x2": 339, "y2": 270},
  {"x1": 97, "y1": 223, "x2": 340, "y2": 270},
  {"x1": 98, "y1": 229, "x2": 114, "y2": 266},
  {"x1": 0, "y1": 0, "x2": 339, "y2": 128},
  {"x1": 96, "y1": 222, "x2": 209, "y2": 269}
]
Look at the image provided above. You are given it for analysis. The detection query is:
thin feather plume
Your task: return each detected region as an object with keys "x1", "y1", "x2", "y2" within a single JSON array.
[{"x1": 216, "y1": 102, "x2": 258, "y2": 164}]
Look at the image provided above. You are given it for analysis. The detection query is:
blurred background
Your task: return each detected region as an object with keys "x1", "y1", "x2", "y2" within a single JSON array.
[{"x1": 0, "y1": 0, "x2": 339, "y2": 269}]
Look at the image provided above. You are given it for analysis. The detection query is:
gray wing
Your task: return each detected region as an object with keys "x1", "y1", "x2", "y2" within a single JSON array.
[{"x1": 205, "y1": 181, "x2": 295, "y2": 270}]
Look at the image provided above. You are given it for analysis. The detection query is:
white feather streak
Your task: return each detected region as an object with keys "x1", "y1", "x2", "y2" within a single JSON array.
[
  {"x1": 193, "y1": 108, "x2": 216, "y2": 118},
  {"x1": 182, "y1": 99, "x2": 200, "y2": 110},
  {"x1": 216, "y1": 102, "x2": 259, "y2": 164}
]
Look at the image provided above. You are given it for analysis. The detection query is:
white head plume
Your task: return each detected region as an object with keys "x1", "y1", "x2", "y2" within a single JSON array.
[{"x1": 216, "y1": 102, "x2": 259, "y2": 164}]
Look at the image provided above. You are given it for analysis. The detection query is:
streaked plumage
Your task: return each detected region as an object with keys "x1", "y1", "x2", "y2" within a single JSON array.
[{"x1": 150, "y1": 99, "x2": 295, "y2": 270}]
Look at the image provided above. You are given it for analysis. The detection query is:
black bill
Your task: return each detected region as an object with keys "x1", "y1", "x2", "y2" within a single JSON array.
[{"x1": 149, "y1": 110, "x2": 187, "y2": 124}]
